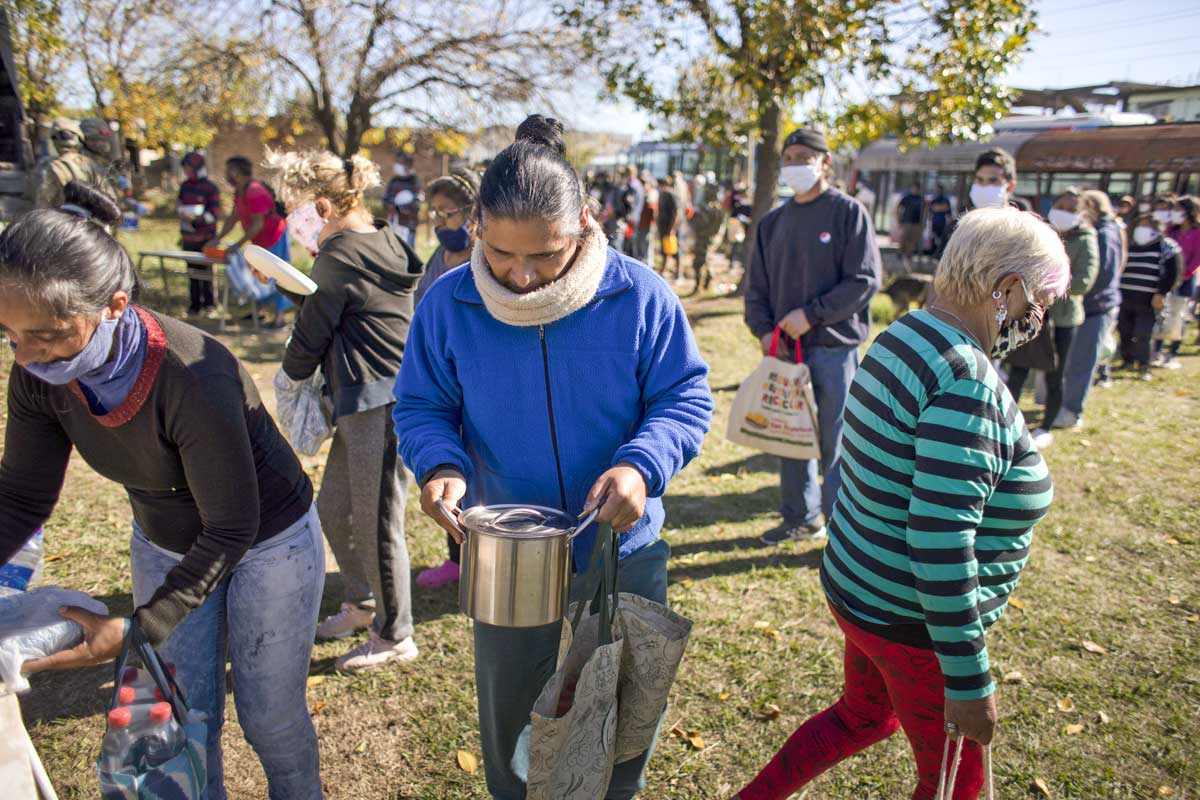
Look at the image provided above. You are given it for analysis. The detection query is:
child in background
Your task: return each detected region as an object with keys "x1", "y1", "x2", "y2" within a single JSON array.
[{"x1": 1119, "y1": 210, "x2": 1181, "y2": 381}]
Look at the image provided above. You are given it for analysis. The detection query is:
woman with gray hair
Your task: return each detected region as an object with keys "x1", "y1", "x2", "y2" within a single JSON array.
[
  {"x1": 0, "y1": 182, "x2": 325, "y2": 799},
  {"x1": 736, "y1": 207, "x2": 1068, "y2": 800}
]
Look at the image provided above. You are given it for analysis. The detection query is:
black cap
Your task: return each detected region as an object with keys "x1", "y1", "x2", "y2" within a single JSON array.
[{"x1": 782, "y1": 128, "x2": 829, "y2": 153}]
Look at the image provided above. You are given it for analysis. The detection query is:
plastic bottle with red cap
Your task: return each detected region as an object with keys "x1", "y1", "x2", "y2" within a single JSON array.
[
  {"x1": 100, "y1": 706, "x2": 140, "y2": 770},
  {"x1": 143, "y1": 701, "x2": 184, "y2": 766}
]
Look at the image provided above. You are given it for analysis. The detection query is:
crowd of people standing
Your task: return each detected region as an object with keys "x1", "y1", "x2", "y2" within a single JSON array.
[{"x1": 0, "y1": 111, "x2": 1194, "y2": 800}]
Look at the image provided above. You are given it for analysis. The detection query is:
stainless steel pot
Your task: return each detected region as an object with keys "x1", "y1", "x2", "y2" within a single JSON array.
[{"x1": 439, "y1": 503, "x2": 599, "y2": 628}]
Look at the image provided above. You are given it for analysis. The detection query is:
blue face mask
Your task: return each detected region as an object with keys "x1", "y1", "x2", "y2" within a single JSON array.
[
  {"x1": 435, "y1": 225, "x2": 472, "y2": 253},
  {"x1": 21, "y1": 314, "x2": 120, "y2": 385}
]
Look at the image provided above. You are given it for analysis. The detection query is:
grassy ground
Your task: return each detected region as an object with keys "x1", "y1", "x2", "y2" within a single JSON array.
[{"x1": 7, "y1": 226, "x2": 1200, "y2": 799}]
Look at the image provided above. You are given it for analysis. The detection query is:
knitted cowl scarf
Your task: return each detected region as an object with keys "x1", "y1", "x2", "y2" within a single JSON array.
[{"x1": 469, "y1": 217, "x2": 607, "y2": 327}]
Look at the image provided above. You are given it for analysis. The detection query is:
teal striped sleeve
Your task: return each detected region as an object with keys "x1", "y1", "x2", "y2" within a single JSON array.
[{"x1": 906, "y1": 377, "x2": 1011, "y2": 701}]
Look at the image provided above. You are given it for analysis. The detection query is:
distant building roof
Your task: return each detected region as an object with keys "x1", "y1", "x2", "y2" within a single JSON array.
[{"x1": 1013, "y1": 82, "x2": 1200, "y2": 112}]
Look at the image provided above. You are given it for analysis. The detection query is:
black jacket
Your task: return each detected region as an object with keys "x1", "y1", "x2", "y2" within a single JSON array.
[{"x1": 282, "y1": 221, "x2": 424, "y2": 419}]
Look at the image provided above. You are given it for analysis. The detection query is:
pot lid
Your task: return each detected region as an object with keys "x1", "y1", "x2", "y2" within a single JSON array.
[{"x1": 458, "y1": 504, "x2": 577, "y2": 539}]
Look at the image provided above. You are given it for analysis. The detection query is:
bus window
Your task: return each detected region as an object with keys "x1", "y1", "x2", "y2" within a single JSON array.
[
  {"x1": 1138, "y1": 174, "x2": 1156, "y2": 198},
  {"x1": 1182, "y1": 174, "x2": 1200, "y2": 196},
  {"x1": 1048, "y1": 173, "x2": 1102, "y2": 196},
  {"x1": 1106, "y1": 172, "x2": 1135, "y2": 201},
  {"x1": 1154, "y1": 172, "x2": 1177, "y2": 195}
]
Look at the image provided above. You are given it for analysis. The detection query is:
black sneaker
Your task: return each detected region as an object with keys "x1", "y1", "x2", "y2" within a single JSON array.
[{"x1": 760, "y1": 521, "x2": 827, "y2": 546}]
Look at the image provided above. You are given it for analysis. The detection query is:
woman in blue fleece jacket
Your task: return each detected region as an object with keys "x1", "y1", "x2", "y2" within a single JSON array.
[{"x1": 394, "y1": 116, "x2": 713, "y2": 800}]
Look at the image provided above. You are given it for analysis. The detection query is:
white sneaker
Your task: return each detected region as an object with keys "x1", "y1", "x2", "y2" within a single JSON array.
[
  {"x1": 1162, "y1": 358, "x2": 1182, "y2": 371},
  {"x1": 316, "y1": 602, "x2": 374, "y2": 641},
  {"x1": 1031, "y1": 429, "x2": 1054, "y2": 449},
  {"x1": 335, "y1": 633, "x2": 419, "y2": 672}
]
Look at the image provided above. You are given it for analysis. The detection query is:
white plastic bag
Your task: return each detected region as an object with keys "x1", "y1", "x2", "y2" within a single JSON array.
[
  {"x1": 0, "y1": 587, "x2": 109, "y2": 695},
  {"x1": 273, "y1": 368, "x2": 332, "y2": 457}
]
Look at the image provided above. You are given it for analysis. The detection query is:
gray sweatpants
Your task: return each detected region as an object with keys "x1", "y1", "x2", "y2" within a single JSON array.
[{"x1": 316, "y1": 402, "x2": 413, "y2": 643}]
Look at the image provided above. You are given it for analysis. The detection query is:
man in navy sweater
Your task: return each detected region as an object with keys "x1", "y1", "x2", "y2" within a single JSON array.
[{"x1": 745, "y1": 128, "x2": 881, "y2": 545}]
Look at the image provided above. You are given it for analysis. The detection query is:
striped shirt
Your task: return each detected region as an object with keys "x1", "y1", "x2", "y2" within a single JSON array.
[
  {"x1": 1119, "y1": 236, "x2": 1180, "y2": 296},
  {"x1": 820, "y1": 310, "x2": 1052, "y2": 701}
]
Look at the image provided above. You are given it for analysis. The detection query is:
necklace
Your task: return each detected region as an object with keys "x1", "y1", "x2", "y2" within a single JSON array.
[{"x1": 928, "y1": 305, "x2": 985, "y2": 351}]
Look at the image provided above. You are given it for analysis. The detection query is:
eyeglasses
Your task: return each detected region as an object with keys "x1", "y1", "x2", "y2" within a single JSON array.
[{"x1": 429, "y1": 205, "x2": 472, "y2": 223}]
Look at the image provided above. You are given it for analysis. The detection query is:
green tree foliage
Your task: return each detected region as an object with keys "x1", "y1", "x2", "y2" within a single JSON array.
[
  {"x1": 7, "y1": 0, "x2": 68, "y2": 146},
  {"x1": 563, "y1": 0, "x2": 1036, "y2": 280}
]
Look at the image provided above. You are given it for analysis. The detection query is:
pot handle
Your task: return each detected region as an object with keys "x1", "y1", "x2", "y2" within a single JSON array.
[
  {"x1": 568, "y1": 507, "x2": 601, "y2": 541},
  {"x1": 435, "y1": 500, "x2": 465, "y2": 538}
]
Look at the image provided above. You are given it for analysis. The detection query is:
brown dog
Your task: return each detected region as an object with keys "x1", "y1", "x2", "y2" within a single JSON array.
[{"x1": 882, "y1": 273, "x2": 932, "y2": 317}]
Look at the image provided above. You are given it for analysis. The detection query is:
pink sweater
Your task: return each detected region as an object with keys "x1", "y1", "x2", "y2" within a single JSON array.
[{"x1": 1173, "y1": 227, "x2": 1200, "y2": 281}]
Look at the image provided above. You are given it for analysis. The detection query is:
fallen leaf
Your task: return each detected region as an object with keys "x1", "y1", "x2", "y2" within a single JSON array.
[
  {"x1": 765, "y1": 628, "x2": 781, "y2": 640},
  {"x1": 686, "y1": 732, "x2": 706, "y2": 750},
  {"x1": 1166, "y1": 537, "x2": 1181, "y2": 545},
  {"x1": 1079, "y1": 439, "x2": 1091, "y2": 448},
  {"x1": 311, "y1": 701, "x2": 325, "y2": 716},
  {"x1": 1159, "y1": 787, "x2": 1174, "y2": 796},
  {"x1": 1175, "y1": 390, "x2": 1188, "y2": 397},
  {"x1": 43, "y1": 552, "x2": 70, "y2": 563},
  {"x1": 1097, "y1": 711, "x2": 1111, "y2": 724},
  {"x1": 669, "y1": 725, "x2": 686, "y2": 739},
  {"x1": 1063, "y1": 723, "x2": 1084, "y2": 735},
  {"x1": 752, "y1": 620, "x2": 771, "y2": 629},
  {"x1": 353, "y1": 740, "x2": 366, "y2": 754},
  {"x1": 306, "y1": 675, "x2": 325, "y2": 687},
  {"x1": 1081, "y1": 640, "x2": 1107, "y2": 655},
  {"x1": 456, "y1": 750, "x2": 478, "y2": 774},
  {"x1": 718, "y1": 692, "x2": 731, "y2": 701},
  {"x1": 1002, "y1": 670, "x2": 1025, "y2": 684},
  {"x1": 1084, "y1": 555, "x2": 1097, "y2": 562},
  {"x1": 1008, "y1": 597, "x2": 1026, "y2": 610},
  {"x1": 1187, "y1": 615, "x2": 1199, "y2": 623},
  {"x1": 1034, "y1": 777, "x2": 1053, "y2": 797},
  {"x1": 1167, "y1": 596, "x2": 1181, "y2": 605},
  {"x1": 756, "y1": 703, "x2": 782, "y2": 721},
  {"x1": 1056, "y1": 696, "x2": 1075, "y2": 713}
]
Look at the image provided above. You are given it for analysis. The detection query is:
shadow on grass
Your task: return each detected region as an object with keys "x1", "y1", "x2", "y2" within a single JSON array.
[
  {"x1": 668, "y1": 547, "x2": 822, "y2": 585},
  {"x1": 685, "y1": 307, "x2": 741, "y2": 327},
  {"x1": 704, "y1": 453, "x2": 778, "y2": 477},
  {"x1": 663, "y1": 485, "x2": 779, "y2": 528}
]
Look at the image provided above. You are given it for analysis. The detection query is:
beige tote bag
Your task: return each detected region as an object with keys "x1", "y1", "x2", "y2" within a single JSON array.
[{"x1": 726, "y1": 328, "x2": 821, "y2": 460}]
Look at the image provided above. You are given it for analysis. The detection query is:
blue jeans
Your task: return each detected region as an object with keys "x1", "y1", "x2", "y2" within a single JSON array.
[
  {"x1": 780, "y1": 345, "x2": 859, "y2": 526},
  {"x1": 131, "y1": 506, "x2": 325, "y2": 800},
  {"x1": 1062, "y1": 309, "x2": 1115, "y2": 417},
  {"x1": 473, "y1": 538, "x2": 670, "y2": 800}
]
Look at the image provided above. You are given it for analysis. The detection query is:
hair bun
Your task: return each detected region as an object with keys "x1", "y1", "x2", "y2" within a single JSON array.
[
  {"x1": 515, "y1": 115, "x2": 567, "y2": 157},
  {"x1": 62, "y1": 180, "x2": 122, "y2": 225}
]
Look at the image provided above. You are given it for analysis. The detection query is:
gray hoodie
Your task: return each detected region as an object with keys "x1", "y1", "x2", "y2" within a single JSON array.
[{"x1": 282, "y1": 220, "x2": 424, "y2": 418}]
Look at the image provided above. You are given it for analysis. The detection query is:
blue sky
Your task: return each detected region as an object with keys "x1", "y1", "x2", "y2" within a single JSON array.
[{"x1": 571, "y1": 0, "x2": 1200, "y2": 139}]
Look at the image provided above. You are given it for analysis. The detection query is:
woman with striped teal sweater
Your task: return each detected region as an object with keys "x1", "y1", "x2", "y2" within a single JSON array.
[{"x1": 736, "y1": 208, "x2": 1070, "y2": 800}]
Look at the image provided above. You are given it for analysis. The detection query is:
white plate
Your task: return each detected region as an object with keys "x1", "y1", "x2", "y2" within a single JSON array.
[{"x1": 243, "y1": 244, "x2": 318, "y2": 296}]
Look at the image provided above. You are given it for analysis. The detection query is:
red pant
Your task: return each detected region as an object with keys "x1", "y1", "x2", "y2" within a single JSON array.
[{"x1": 739, "y1": 605, "x2": 983, "y2": 800}]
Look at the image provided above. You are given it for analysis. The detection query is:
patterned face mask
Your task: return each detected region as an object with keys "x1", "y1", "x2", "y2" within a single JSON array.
[{"x1": 990, "y1": 279, "x2": 1045, "y2": 359}]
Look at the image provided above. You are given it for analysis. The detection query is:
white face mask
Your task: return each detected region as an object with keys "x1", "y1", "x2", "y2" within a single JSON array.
[
  {"x1": 1171, "y1": 209, "x2": 1185, "y2": 224},
  {"x1": 1048, "y1": 208, "x2": 1081, "y2": 232},
  {"x1": 393, "y1": 163, "x2": 410, "y2": 177},
  {"x1": 780, "y1": 164, "x2": 822, "y2": 195},
  {"x1": 1133, "y1": 225, "x2": 1158, "y2": 246},
  {"x1": 1153, "y1": 210, "x2": 1173, "y2": 225},
  {"x1": 970, "y1": 183, "x2": 1008, "y2": 209}
]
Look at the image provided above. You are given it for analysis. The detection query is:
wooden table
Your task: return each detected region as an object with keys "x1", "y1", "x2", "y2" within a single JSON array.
[{"x1": 135, "y1": 249, "x2": 255, "y2": 332}]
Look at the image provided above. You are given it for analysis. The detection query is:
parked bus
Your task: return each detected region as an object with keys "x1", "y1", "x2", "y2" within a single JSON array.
[{"x1": 853, "y1": 121, "x2": 1200, "y2": 234}]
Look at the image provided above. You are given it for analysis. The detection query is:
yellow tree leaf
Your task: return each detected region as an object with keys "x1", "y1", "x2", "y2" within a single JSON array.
[
  {"x1": 687, "y1": 733, "x2": 705, "y2": 750},
  {"x1": 756, "y1": 703, "x2": 782, "y2": 721},
  {"x1": 1063, "y1": 723, "x2": 1084, "y2": 735},
  {"x1": 1008, "y1": 597, "x2": 1026, "y2": 610},
  {"x1": 1081, "y1": 640, "x2": 1107, "y2": 655},
  {"x1": 1056, "y1": 696, "x2": 1075, "y2": 712},
  {"x1": 1002, "y1": 671, "x2": 1025, "y2": 684},
  {"x1": 1034, "y1": 777, "x2": 1053, "y2": 797},
  {"x1": 1097, "y1": 711, "x2": 1111, "y2": 724},
  {"x1": 306, "y1": 675, "x2": 325, "y2": 687},
  {"x1": 456, "y1": 750, "x2": 478, "y2": 774}
]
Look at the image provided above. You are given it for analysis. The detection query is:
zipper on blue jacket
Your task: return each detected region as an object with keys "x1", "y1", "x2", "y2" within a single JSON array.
[{"x1": 539, "y1": 325, "x2": 568, "y2": 510}]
